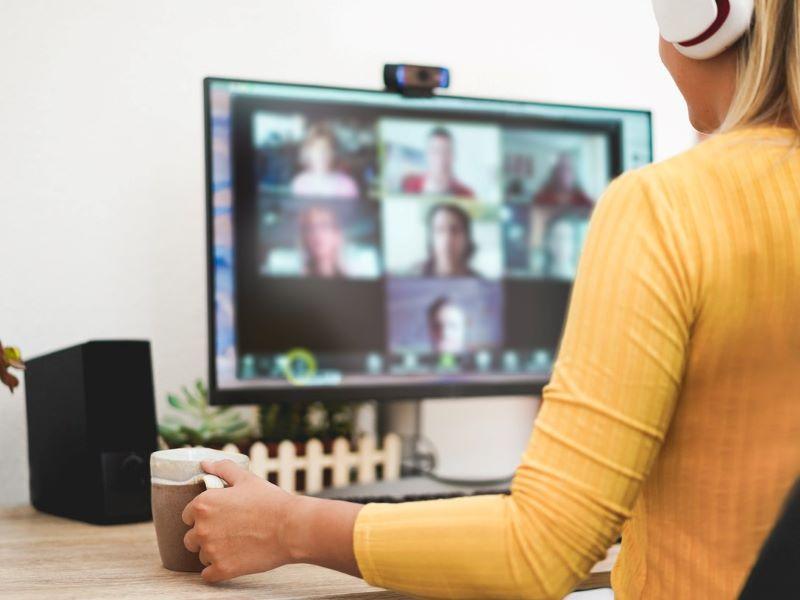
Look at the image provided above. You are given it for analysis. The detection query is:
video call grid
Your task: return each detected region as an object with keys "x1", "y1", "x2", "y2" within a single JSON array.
[{"x1": 210, "y1": 84, "x2": 619, "y2": 386}]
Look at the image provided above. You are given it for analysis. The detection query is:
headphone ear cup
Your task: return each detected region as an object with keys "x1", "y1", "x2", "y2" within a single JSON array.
[
  {"x1": 653, "y1": 0, "x2": 720, "y2": 43},
  {"x1": 653, "y1": 0, "x2": 754, "y2": 60}
]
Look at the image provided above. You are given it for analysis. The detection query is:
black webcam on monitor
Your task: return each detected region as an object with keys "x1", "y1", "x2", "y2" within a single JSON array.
[{"x1": 383, "y1": 64, "x2": 450, "y2": 97}]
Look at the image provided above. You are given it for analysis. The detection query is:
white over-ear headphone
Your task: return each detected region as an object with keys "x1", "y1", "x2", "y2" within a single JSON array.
[{"x1": 652, "y1": 0, "x2": 754, "y2": 60}]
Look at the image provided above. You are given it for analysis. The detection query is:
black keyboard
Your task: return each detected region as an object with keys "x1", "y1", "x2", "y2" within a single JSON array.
[{"x1": 333, "y1": 488, "x2": 510, "y2": 504}]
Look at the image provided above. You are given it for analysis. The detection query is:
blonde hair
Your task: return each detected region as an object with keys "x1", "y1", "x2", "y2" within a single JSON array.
[{"x1": 721, "y1": 0, "x2": 800, "y2": 132}]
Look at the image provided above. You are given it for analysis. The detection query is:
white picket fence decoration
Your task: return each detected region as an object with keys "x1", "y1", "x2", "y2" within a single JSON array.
[{"x1": 204, "y1": 433, "x2": 401, "y2": 494}]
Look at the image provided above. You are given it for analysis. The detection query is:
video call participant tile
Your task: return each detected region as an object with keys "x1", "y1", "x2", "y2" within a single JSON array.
[
  {"x1": 252, "y1": 111, "x2": 379, "y2": 200},
  {"x1": 503, "y1": 205, "x2": 590, "y2": 281},
  {"x1": 382, "y1": 198, "x2": 502, "y2": 279},
  {"x1": 379, "y1": 118, "x2": 502, "y2": 203},
  {"x1": 257, "y1": 197, "x2": 382, "y2": 280},
  {"x1": 387, "y1": 278, "x2": 504, "y2": 357},
  {"x1": 502, "y1": 128, "x2": 610, "y2": 206}
]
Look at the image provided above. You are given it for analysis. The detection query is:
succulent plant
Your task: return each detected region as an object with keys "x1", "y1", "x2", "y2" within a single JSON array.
[{"x1": 158, "y1": 379, "x2": 251, "y2": 447}]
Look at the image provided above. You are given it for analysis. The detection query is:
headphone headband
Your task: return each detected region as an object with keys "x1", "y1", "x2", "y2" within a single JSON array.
[{"x1": 652, "y1": 0, "x2": 754, "y2": 60}]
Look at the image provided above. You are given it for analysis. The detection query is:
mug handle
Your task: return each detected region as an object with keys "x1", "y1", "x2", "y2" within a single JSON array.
[{"x1": 201, "y1": 474, "x2": 226, "y2": 489}]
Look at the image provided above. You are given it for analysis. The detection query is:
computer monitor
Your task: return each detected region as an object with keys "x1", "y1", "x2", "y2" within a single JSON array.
[{"x1": 205, "y1": 77, "x2": 652, "y2": 405}]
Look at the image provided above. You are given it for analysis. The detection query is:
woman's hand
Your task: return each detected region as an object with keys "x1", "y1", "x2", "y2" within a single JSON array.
[
  {"x1": 182, "y1": 459, "x2": 363, "y2": 584},
  {"x1": 182, "y1": 460, "x2": 295, "y2": 582}
]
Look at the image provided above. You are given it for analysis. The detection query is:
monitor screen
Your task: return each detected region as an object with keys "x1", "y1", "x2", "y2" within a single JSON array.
[{"x1": 205, "y1": 78, "x2": 652, "y2": 403}]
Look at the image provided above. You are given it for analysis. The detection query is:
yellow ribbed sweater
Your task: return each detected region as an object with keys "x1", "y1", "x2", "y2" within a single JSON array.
[{"x1": 353, "y1": 127, "x2": 800, "y2": 599}]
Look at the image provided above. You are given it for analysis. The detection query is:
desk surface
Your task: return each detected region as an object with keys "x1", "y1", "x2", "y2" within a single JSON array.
[{"x1": 0, "y1": 506, "x2": 616, "y2": 599}]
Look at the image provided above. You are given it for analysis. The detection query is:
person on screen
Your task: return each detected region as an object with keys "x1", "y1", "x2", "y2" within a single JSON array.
[
  {"x1": 416, "y1": 203, "x2": 479, "y2": 277},
  {"x1": 298, "y1": 205, "x2": 346, "y2": 278},
  {"x1": 401, "y1": 127, "x2": 474, "y2": 198},
  {"x1": 542, "y1": 210, "x2": 584, "y2": 280},
  {"x1": 533, "y1": 153, "x2": 594, "y2": 208},
  {"x1": 290, "y1": 124, "x2": 359, "y2": 198},
  {"x1": 427, "y1": 296, "x2": 468, "y2": 354}
]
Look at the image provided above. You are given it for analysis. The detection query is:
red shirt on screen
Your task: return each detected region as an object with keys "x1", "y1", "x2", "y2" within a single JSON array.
[
  {"x1": 533, "y1": 186, "x2": 594, "y2": 208},
  {"x1": 401, "y1": 174, "x2": 475, "y2": 198}
]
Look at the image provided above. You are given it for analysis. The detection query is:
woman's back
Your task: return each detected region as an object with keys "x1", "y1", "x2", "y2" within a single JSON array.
[{"x1": 613, "y1": 127, "x2": 800, "y2": 598}]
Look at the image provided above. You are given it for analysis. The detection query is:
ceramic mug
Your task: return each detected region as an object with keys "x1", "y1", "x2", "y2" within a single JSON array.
[{"x1": 150, "y1": 447, "x2": 249, "y2": 571}]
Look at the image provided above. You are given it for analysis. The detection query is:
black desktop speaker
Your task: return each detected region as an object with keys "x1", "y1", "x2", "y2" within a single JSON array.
[{"x1": 24, "y1": 340, "x2": 158, "y2": 524}]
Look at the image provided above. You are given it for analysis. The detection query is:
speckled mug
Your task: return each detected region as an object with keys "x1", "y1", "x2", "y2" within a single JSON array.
[{"x1": 150, "y1": 447, "x2": 249, "y2": 571}]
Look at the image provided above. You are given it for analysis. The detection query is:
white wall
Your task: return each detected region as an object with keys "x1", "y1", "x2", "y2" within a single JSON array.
[{"x1": 0, "y1": 0, "x2": 694, "y2": 507}]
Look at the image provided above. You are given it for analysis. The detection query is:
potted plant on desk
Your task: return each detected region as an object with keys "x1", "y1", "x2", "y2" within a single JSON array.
[
  {"x1": 158, "y1": 382, "x2": 368, "y2": 490},
  {"x1": 157, "y1": 380, "x2": 359, "y2": 455},
  {"x1": 157, "y1": 379, "x2": 254, "y2": 450}
]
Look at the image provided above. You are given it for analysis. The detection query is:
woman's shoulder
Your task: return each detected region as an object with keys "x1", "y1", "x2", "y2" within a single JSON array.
[
  {"x1": 595, "y1": 126, "x2": 799, "y2": 245},
  {"x1": 634, "y1": 127, "x2": 795, "y2": 191},
  {"x1": 605, "y1": 127, "x2": 794, "y2": 211}
]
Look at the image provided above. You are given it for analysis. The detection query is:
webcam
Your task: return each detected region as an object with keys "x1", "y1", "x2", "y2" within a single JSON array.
[{"x1": 384, "y1": 64, "x2": 450, "y2": 97}]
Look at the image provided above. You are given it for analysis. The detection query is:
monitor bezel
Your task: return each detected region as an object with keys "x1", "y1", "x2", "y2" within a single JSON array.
[{"x1": 204, "y1": 76, "x2": 653, "y2": 405}]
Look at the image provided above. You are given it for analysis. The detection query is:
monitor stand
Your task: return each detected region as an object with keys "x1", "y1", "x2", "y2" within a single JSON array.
[{"x1": 382, "y1": 396, "x2": 541, "y2": 482}]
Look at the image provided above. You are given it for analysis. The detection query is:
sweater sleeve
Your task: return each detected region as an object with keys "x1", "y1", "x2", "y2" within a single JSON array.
[
  {"x1": 352, "y1": 171, "x2": 696, "y2": 600},
  {"x1": 354, "y1": 172, "x2": 695, "y2": 598}
]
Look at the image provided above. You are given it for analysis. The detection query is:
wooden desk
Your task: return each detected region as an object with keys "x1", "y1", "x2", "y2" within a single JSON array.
[{"x1": 0, "y1": 506, "x2": 616, "y2": 599}]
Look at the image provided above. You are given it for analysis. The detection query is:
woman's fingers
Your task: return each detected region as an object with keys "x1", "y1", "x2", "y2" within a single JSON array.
[
  {"x1": 198, "y1": 547, "x2": 212, "y2": 567},
  {"x1": 201, "y1": 564, "x2": 228, "y2": 583},
  {"x1": 181, "y1": 497, "x2": 197, "y2": 527},
  {"x1": 200, "y1": 459, "x2": 250, "y2": 486},
  {"x1": 184, "y1": 528, "x2": 200, "y2": 553}
]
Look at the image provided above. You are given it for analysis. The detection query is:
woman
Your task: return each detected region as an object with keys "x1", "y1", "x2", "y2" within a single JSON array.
[
  {"x1": 416, "y1": 203, "x2": 480, "y2": 277},
  {"x1": 298, "y1": 205, "x2": 346, "y2": 278},
  {"x1": 290, "y1": 124, "x2": 359, "y2": 199},
  {"x1": 182, "y1": 2, "x2": 800, "y2": 598}
]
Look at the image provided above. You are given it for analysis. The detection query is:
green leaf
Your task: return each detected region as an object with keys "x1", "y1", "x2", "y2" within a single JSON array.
[
  {"x1": 183, "y1": 426, "x2": 203, "y2": 445},
  {"x1": 222, "y1": 421, "x2": 248, "y2": 434},
  {"x1": 183, "y1": 386, "x2": 203, "y2": 409},
  {"x1": 158, "y1": 423, "x2": 187, "y2": 446},
  {"x1": 216, "y1": 411, "x2": 244, "y2": 425},
  {"x1": 164, "y1": 380, "x2": 256, "y2": 446}
]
